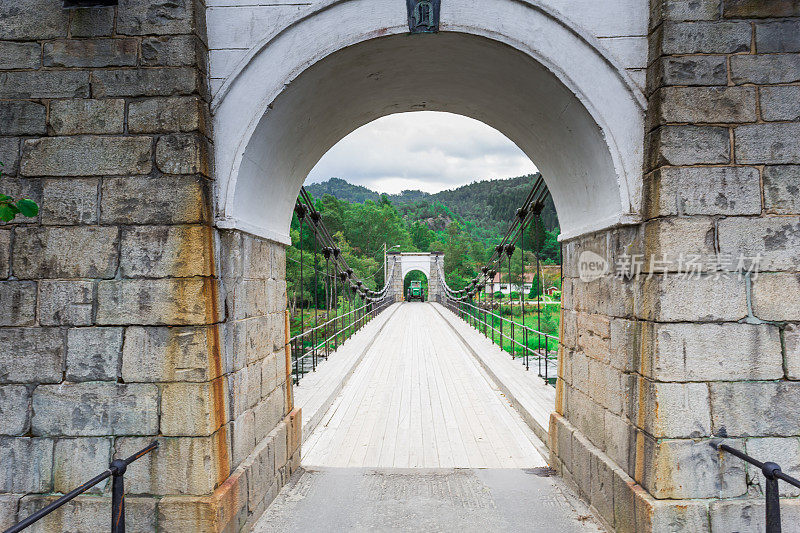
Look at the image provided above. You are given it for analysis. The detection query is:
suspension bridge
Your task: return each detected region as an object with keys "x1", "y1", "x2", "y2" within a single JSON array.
[
  {"x1": 9, "y1": 165, "x2": 799, "y2": 532},
  {"x1": 247, "y1": 178, "x2": 605, "y2": 531}
]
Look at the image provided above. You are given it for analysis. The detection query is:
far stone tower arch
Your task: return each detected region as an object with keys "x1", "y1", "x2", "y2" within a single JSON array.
[{"x1": 387, "y1": 252, "x2": 444, "y2": 302}]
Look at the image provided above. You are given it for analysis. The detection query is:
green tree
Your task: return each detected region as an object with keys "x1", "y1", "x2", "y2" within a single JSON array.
[
  {"x1": 410, "y1": 221, "x2": 435, "y2": 252},
  {"x1": 286, "y1": 226, "x2": 317, "y2": 314},
  {"x1": 540, "y1": 228, "x2": 561, "y2": 263},
  {"x1": 528, "y1": 215, "x2": 547, "y2": 255},
  {"x1": 318, "y1": 194, "x2": 346, "y2": 236},
  {"x1": 443, "y1": 221, "x2": 477, "y2": 288},
  {"x1": 342, "y1": 199, "x2": 414, "y2": 258},
  {"x1": 528, "y1": 273, "x2": 541, "y2": 298}
]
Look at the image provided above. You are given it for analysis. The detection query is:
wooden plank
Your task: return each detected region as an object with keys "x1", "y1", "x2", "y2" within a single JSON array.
[
  {"x1": 428, "y1": 333, "x2": 470, "y2": 467},
  {"x1": 410, "y1": 312, "x2": 427, "y2": 467},
  {"x1": 376, "y1": 311, "x2": 407, "y2": 467},
  {"x1": 432, "y1": 303, "x2": 557, "y2": 441},
  {"x1": 300, "y1": 303, "x2": 548, "y2": 469},
  {"x1": 393, "y1": 310, "x2": 413, "y2": 467},
  {"x1": 422, "y1": 322, "x2": 455, "y2": 468},
  {"x1": 345, "y1": 324, "x2": 396, "y2": 467},
  {"x1": 428, "y1": 311, "x2": 497, "y2": 468},
  {"x1": 418, "y1": 313, "x2": 439, "y2": 468},
  {"x1": 325, "y1": 332, "x2": 388, "y2": 466},
  {"x1": 295, "y1": 303, "x2": 400, "y2": 440},
  {"x1": 362, "y1": 329, "x2": 401, "y2": 466}
]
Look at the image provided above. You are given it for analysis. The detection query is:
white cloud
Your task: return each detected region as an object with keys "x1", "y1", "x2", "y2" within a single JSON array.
[{"x1": 305, "y1": 111, "x2": 538, "y2": 194}]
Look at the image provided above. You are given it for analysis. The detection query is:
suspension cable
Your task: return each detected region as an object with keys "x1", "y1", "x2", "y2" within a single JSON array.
[
  {"x1": 436, "y1": 175, "x2": 559, "y2": 385},
  {"x1": 289, "y1": 187, "x2": 398, "y2": 383}
]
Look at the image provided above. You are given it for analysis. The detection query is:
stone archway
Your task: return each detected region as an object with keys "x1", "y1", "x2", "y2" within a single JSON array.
[
  {"x1": 402, "y1": 269, "x2": 429, "y2": 301},
  {"x1": 385, "y1": 252, "x2": 445, "y2": 302},
  {"x1": 212, "y1": 0, "x2": 651, "y2": 528},
  {"x1": 212, "y1": 0, "x2": 646, "y2": 245},
  {"x1": 398, "y1": 254, "x2": 432, "y2": 280}
]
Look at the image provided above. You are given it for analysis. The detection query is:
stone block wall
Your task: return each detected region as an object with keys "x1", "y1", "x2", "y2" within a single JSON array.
[
  {"x1": 215, "y1": 229, "x2": 299, "y2": 531},
  {"x1": 0, "y1": 1, "x2": 298, "y2": 531},
  {"x1": 387, "y1": 253, "x2": 403, "y2": 302},
  {"x1": 428, "y1": 252, "x2": 444, "y2": 302},
  {"x1": 552, "y1": 1, "x2": 800, "y2": 531}
]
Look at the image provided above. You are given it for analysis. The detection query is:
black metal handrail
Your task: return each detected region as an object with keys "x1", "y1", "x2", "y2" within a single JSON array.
[
  {"x1": 288, "y1": 187, "x2": 398, "y2": 384},
  {"x1": 714, "y1": 442, "x2": 800, "y2": 533},
  {"x1": 289, "y1": 293, "x2": 394, "y2": 383},
  {"x1": 442, "y1": 293, "x2": 559, "y2": 384},
  {"x1": 5, "y1": 441, "x2": 158, "y2": 533}
]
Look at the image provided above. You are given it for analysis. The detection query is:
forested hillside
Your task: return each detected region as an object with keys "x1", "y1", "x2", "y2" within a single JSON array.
[
  {"x1": 304, "y1": 178, "x2": 382, "y2": 203},
  {"x1": 306, "y1": 174, "x2": 560, "y2": 241},
  {"x1": 427, "y1": 175, "x2": 559, "y2": 233}
]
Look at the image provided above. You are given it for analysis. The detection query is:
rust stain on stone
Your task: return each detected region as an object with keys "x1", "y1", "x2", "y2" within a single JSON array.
[
  {"x1": 548, "y1": 415, "x2": 559, "y2": 457},
  {"x1": 198, "y1": 227, "x2": 231, "y2": 487},
  {"x1": 638, "y1": 324, "x2": 649, "y2": 377},
  {"x1": 723, "y1": 0, "x2": 800, "y2": 18},
  {"x1": 636, "y1": 376, "x2": 647, "y2": 430},
  {"x1": 284, "y1": 310, "x2": 294, "y2": 413},
  {"x1": 555, "y1": 298, "x2": 565, "y2": 415},
  {"x1": 634, "y1": 431, "x2": 645, "y2": 485},
  {"x1": 288, "y1": 408, "x2": 302, "y2": 458}
]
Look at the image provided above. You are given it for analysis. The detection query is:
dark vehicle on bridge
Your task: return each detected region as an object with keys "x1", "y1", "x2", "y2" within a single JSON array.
[{"x1": 407, "y1": 281, "x2": 424, "y2": 302}]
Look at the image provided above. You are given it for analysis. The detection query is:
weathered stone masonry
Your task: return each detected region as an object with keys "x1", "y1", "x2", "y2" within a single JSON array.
[
  {"x1": 0, "y1": 1, "x2": 298, "y2": 531},
  {"x1": 551, "y1": 1, "x2": 800, "y2": 531}
]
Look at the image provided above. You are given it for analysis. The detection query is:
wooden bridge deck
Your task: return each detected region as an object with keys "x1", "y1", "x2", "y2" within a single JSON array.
[
  {"x1": 254, "y1": 303, "x2": 604, "y2": 532},
  {"x1": 301, "y1": 303, "x2": 549, "y2": 469}
]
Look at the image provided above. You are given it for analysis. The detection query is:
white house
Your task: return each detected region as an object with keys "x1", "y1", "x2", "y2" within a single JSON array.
[{"x1": 486, "y1": 271, "x2": 536, "y2": 295}]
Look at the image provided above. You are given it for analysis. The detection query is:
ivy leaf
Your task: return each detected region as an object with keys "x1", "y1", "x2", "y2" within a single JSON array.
[
  {"x1": 0, "y1": 204, "x2": 15, "y2": 222},
  {"x1": 16, "y1": 199, "x2": 38, "y2": 218},
  {"x1": 0, "y1": 194, "x2": 10, "y2": 202}
]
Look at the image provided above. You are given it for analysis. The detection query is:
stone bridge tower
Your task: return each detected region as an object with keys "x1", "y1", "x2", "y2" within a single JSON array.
[
  {"x1": 429, "y1": 252, "x2": 444, "y2": 302},
  {"x1": 386, "y1": 251, "x2": 404, "y2": 302},
  {"x1": 0, "y1": 1, "x2": 300, "y2": 530},
  {"x1": 386, "y1": 251, "x2": 444, "y2": 302}
]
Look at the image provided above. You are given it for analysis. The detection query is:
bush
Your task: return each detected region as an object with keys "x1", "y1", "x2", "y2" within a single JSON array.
[
  {"x1": 0, "y1": 162, "x2": 38, "y2": 222},
  {"x1": 496, "y1": 303, "x2": 525, "y2": 317}
]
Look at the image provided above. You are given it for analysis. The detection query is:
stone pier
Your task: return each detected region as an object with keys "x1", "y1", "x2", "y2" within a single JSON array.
[
  {"x1": 0, "y1": 1, "x2": 299, "y2": 531},
  {"x1": 550, "y1": 2, "x2": 800, "y2": 530}
]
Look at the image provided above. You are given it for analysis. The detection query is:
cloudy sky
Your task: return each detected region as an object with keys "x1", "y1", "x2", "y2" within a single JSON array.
[{"x1": 305, "y1": 111, "x2": 538, "y2": 194}]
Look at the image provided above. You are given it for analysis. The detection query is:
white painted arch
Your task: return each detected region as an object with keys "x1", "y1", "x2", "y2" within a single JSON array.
[
  {"x1": 212, "y1": 0, "x2": 647, "y2": 245},
  {"x1": 398, "y1": 253, "x2": 433, "y2": 280}
]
